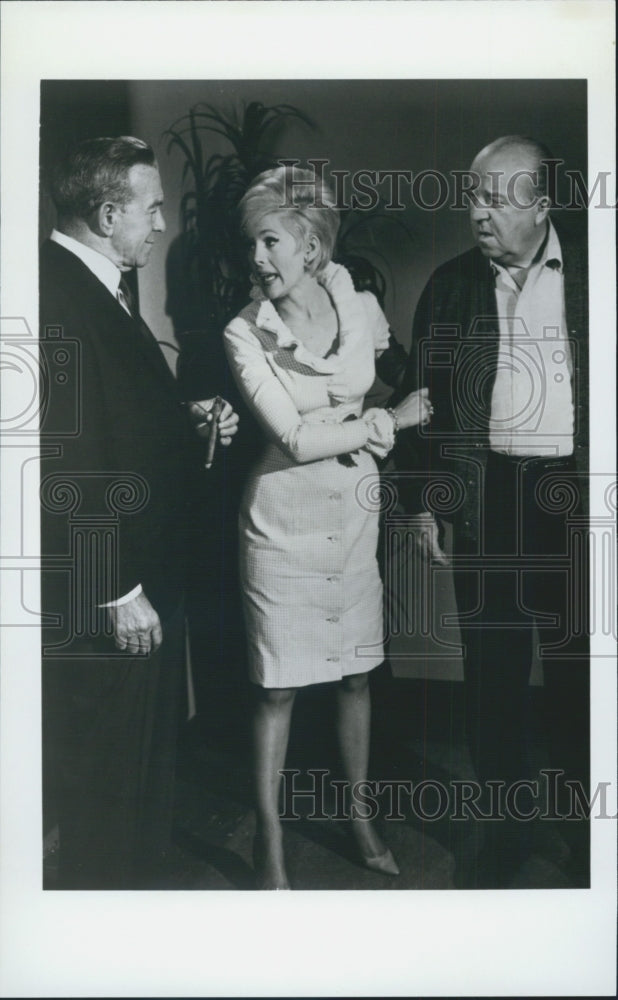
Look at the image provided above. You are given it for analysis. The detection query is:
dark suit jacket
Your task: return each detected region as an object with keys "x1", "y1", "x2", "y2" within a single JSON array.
[
  {"x1": 394, "y1": 224, "x2": 588, "y2": 547},
  {"x1": 40, "y1": 239, "x2": 198, "y2": 645}
]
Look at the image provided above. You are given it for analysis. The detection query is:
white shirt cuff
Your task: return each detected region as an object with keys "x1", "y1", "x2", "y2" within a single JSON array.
[{"x1": 98, "y1": 583, "x2": 143, "y2": 608}]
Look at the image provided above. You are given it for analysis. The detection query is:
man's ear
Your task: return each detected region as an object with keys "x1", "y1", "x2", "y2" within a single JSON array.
[
  {"x1": 535, "y1": 195, "x2": 551, "y2": 227},
  {"x1": 96, "y1": 200, "x2": 117, "y2": 237}
]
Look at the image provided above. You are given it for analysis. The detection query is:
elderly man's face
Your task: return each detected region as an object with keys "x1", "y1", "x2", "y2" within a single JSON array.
[
  {"x1": 469, "y1": 148, "x2": 548, "y2": 267},
  {"x1": 111, "y1": 164, "x2": 165, "y2": 270}
]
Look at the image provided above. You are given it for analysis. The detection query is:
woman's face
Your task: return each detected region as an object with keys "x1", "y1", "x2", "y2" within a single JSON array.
[{"x1": 246, "y1": 213, "x2": 309, "y2": 301}]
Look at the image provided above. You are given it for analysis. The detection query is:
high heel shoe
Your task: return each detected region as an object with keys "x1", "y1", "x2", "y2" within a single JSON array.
[
  {"x1": 252, "y1": 834, "x2": 291, "y2": 890},
  {"x1": 351, "y1": 822, "x2": 400, "y2": 876},
  {"x1": 359, "y1": 845, "x2": 400, "y2": 877}
]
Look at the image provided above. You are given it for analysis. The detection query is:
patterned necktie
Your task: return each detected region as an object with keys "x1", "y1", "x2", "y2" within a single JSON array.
[
  {"x1": 116, "y1": 276, "x2": 170, "y2": 380},
  {"x1": 117, "y1": 276, "x2": 136, "y2": 319}
]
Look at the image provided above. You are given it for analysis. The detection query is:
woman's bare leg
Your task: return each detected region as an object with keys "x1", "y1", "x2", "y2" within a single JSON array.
[
  {"x1": 335, "y1": 671, "x2": 397, "y2": 867},
  {"x1": 252, "y1": 685, "x2": 297, "y2": 888}
]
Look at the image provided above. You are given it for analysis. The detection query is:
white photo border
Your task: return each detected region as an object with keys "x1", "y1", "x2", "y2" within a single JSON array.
[{"x1": 1, "y1": 2, "x2": 616, "y2": 997}]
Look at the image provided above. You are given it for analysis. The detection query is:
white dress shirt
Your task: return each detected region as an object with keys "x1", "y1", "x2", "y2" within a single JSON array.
[
  {"x1": 489, "y1": 222, "x2": 574, "y2": 457},
  {"x1": 50, "y1": 229, "x2": 142, "y2": 606}
]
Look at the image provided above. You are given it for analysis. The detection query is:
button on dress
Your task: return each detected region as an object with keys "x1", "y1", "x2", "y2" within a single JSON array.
[{"x1": 224, "y1": 263, "x2": 391, "y2": 688}]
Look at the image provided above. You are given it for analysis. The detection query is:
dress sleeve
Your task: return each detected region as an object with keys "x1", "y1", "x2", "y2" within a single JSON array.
[
  {"x1": 224, "y1": 317, "x2": 371, "y2": 464},
  {"x1": 358, "y1": 291, "x2": 391, "y2": 355}
]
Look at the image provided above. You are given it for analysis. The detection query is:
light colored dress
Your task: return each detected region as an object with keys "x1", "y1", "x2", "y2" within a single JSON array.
[{"x1": 224, "y1": 262, "x2": 393, "y2": 688}]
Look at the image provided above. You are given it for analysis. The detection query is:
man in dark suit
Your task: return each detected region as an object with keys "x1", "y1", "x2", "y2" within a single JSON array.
[
  {"x1": 40, "y1": 136, "x2": 238, "y2": 888},
  {"x1": 395, "y1": 136, "x2": 589, "y2": 887}
]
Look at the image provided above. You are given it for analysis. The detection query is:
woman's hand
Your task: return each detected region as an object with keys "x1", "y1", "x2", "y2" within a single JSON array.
[
  {"x1": 392, "y1": 387, "x2": 434, "y2": 430},
  {"x1": 363, "y1": 407, "x2": 395, "y2": 460}
]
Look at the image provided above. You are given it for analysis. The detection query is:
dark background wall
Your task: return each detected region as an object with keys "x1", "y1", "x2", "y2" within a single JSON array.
[
  {"x1": 42, "y1": 78, "x2": 587, "y2": 360},
  {"x1": 40, "y1": 82, "x2": 132, "y2": 245},
  {"x1": 128, "y1": 79, "x2": 587, "y2": 363}
]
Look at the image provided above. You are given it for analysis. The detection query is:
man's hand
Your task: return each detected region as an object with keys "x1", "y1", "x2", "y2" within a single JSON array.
[
  {"x1": 107, "y1": 591, "x2": 163, "y2": 654},
  {"x1": 392, "y1": 387, "x2": 434, "y2": 430},
  {"x1": 187, "y1": 398, "x2": 239, "y2": 446},
  {"x1": 409, "y1": 512, "x2": 450, "y2": 565}
]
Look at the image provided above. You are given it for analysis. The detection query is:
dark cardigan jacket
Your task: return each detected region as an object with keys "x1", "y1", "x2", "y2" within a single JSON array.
[{"x1": 393, "y1": 225, "x2": 588, "y2": 545}]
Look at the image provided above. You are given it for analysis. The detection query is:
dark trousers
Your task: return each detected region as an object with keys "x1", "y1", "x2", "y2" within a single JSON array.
[
  {"x1": 453, "y1": 453, "x2": 590, "y2": 870},
  {"x1": 43, "y1": 600, "x2": 185, "y2": 889}
]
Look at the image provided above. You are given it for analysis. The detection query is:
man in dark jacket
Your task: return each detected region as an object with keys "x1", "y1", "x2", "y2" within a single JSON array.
[
  {"x1": 395, "y1": 136, "x2": 589, "y2": 887},
  {"x1": 40, "y1": 136, "x2": 238, "y2": 888}
]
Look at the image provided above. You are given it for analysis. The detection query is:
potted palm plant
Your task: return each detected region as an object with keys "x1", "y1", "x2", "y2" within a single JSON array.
[{"x1": 164, "y1": 101, "x2": 315, "y2": 348}]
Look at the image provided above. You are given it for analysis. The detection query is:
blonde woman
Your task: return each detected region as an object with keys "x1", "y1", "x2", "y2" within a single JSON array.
[{"x1": 224, "y1": 166, "x2": 432, "y2": 889}]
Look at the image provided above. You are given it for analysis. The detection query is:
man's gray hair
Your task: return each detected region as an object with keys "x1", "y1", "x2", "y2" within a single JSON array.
[
  {"x1": 50, "y1": 136, "x2": 156, "y2": 222},
  {"x1": 472, "y1": 135, "x2": 556, "y2": 200}
]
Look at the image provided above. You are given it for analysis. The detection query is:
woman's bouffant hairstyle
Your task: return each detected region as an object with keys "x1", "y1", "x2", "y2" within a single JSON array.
[
  {"x1": 50, "y1": 136, "x2": 156, "y2": 222},
  {"x1": 239, "y1": 165, "x2": 340, "y2": 275}
]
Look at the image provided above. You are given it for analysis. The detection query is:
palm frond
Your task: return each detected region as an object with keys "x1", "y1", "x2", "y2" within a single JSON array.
[{"x1": 163, "y1": 99, "x2": 317, "y2": 335}]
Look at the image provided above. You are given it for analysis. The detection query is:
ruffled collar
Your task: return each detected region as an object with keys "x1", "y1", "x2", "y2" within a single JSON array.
[{"x1": 249, "y1": 262, "x2": 363, "y2": 374}]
